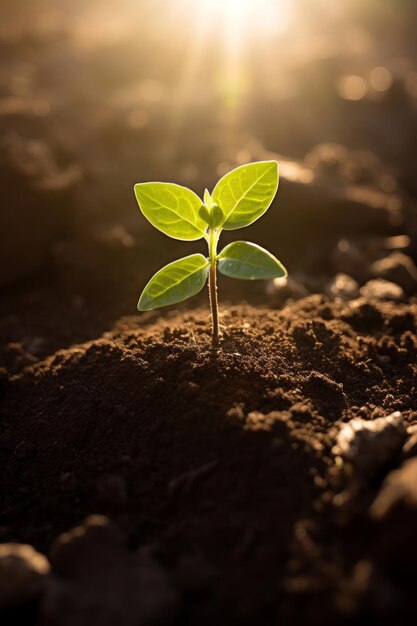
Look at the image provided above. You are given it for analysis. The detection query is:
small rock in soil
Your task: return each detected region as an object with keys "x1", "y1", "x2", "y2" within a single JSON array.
[
  {"x1": 48, "y1": 515, "x2": 123, "y2": 577},
  {"x1": 326, "y1": 273, "x2": 359, "y2": 299},
  {"x1": 0, "y1": 543, "x2": 50, "y2": 610},
  {"x1": 401, "y1": 425, "x2": 417, "y2": 460},
  {"x1": 371, "y1": 457, "x2": 417, "y2": 521},
  {"x1": 370, "y1": 458, "x2": 417, "y2": 570},
  {"x1": 332, "y1": 412, "x2": 407, "y2": 478},
  {"x1": 41, "y1": 516, "x2": 179, "y2": 626},
  {"x1": 371, "y1": 252, "x2": 417, "y2": 295},
  {"x1": 266, "y1": 275, "x2": 309, "y2": 302},
  {"x1": 360, "y1": 279, "x2": 404, "y2": 301}
]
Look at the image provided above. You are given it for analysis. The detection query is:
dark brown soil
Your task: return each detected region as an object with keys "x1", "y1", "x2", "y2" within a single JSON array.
[{"x1": 1, "y1": 296, "x2": 417, "y2": 625}]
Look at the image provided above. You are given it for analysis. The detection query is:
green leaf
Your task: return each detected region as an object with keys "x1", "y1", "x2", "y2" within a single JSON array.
[
  {"x1": 211, "y1": 204, "x2": 224, "y2": 229},
  {"x1": 217, "y1": 241, "x2": 287, "y2": 280},
  {"x1": 134, "y1": 182, "x2": 207, "y2": 241},
  {"x1": 198, "y1": 204, "x2": 211, "y2": 226},
  {"x1": 204, "y1": 188, "x2": 212, "y2": 208},
  {"x1": 198, "y1": 203, "x2": 224, "y2": 229},
  {"x1": 138, "y1": 253, "x2": 209, "y2": 311},
  {"x1": 212, "y1": 161, "x2": 278, "y2": 231}
]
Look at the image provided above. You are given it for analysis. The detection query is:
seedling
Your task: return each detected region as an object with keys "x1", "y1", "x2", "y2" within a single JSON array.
[{"x1": 134, "y1": 161, "x2": 287, "y2": 347}]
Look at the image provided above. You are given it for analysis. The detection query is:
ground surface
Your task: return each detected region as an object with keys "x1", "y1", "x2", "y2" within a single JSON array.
[{"x1": 1, "y1": 297, "x2": 417, "y2": 625}]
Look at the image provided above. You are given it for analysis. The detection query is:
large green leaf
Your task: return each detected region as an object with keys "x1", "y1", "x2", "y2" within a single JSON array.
[
  {"x1": 212, "y1": 161, "x2": 278, "y2": 231},
  {"x1": 134, "y1": 182, "x2": 207, "y2": 241},
  {"x1": 138, "y1": 253, "x2": 209, "y2": 311},
  {"x1": 218, "y1": 241, "x2": 287, "y2": 280}
]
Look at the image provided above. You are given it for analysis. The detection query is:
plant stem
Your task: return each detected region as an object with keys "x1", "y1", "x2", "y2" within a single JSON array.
[{"x1": 208, "y1": 228, "x2": 219, "y2": 348}]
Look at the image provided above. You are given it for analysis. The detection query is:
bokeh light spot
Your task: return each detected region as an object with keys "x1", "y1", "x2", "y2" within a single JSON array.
[
  {"x1": 338, "y1": 75, "x2": 367, "y2": 101},
  {"x1": 370, "y1": 66, "x2": 393, "y2": 92}
]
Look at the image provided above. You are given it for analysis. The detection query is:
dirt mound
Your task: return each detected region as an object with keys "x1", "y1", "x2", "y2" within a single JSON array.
[{"x1": 1, "y1": 297, "x2": 417, "y2": 625}]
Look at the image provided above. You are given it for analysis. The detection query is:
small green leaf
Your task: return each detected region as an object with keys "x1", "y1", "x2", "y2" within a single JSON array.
[
  {"x1": 198, "y1": 204, "x2": 211, "y2": 226},
  {"x1": 138, "y1": 253, "x2": 209, "y2": 311},
  {"x1": 212, "y1": 161, "x2": 278, "y2": 231},
  {"x1": 211, "y1": 204, "x2": 224, "y2": 229},
  {"x1": 199, "y1": 203, "x2": 224, "y2": 229},
  {"x1": 134, "y1": 182, "x2": 207, "y2": 241},
  {"x1": 204, "y1": 188, "x2": 212, "y2": 208},
  {"x1": 218, "y1": 241, "x2": 287, "y2": 280}
]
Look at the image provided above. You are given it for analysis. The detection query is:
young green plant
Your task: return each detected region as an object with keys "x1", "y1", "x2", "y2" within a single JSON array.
[{"x1": 134, "y1": 161, "x2": 287, "y2": 347}]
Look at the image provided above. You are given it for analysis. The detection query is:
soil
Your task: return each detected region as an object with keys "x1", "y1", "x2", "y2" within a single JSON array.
[{"x1": 1, "y1": 296, "x2": 417, "y2": 625}]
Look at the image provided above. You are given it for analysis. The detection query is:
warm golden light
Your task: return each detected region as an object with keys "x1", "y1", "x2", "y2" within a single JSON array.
[
  {"x1": 186, "y1": 0, "x2": 292, "y2": 39},
  {"x1": 169, "y1": 0, "x2": 293, "y2": 134}
]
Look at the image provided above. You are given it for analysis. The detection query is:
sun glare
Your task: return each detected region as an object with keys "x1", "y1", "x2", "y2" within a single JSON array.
[
  {"x1": 189, "y1": 0, "x2": 292, "y2": 39},
  {"x1": 171, "y1": 0, "x2": 293, "y2": 133}
]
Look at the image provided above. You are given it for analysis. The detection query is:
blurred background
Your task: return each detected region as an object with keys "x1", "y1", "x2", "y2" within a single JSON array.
[{"x1": 1, "y1": 0, "x2": 417, "y2": 359}]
